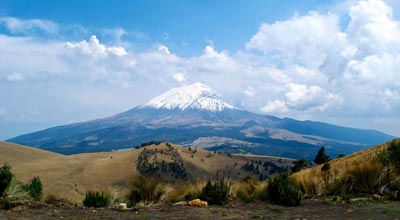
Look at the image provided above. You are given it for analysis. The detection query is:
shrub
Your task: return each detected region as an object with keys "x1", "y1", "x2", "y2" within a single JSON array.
[
  {"x1": 292, "y1": 159, "x2": 308, "y2": 173},
  {"x1": 28, "y1": 177, "x2": 42, "y2": 201},
  {"x1": 264, "y1": 173, "x2": 303, "y2": 206},
  {"x1": 200, "y1": 179, "x2": 231, "y2": 205},
  {"x1": 388, "y1": 139, "x2": 400, "y2": 171},
  {"x1": 0, "y1": 164, "x2": 13, "y2": 196},
  {"x1": 350, "y1": 163, "x2": 393, "y2": 194},
  {"x1": 328, "y1": 163, "x2": 391, "y2": 195},
  {"x1": 1, "y1": 197, "x2": 11, "y2": 210},
  {"x1": 321, "y1": 163, "x2": 331, "y2": 172},
  {"x1": 314, "y1": 147, "x2": 330, "y2": 165},
  {"x1": 128, "y1": 176, "x2": 165, "y2": 206},
  {"x1": 83, "y1": 190, "x2": 112, "y2": 208},
  {"x1": 5, "y1": 180, "x2": 30, "y2": 200}
]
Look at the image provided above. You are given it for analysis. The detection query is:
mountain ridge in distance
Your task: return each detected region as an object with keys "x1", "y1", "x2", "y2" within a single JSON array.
[{"x1": 8, "y1": 82, "x2": 395, "y2": 159}]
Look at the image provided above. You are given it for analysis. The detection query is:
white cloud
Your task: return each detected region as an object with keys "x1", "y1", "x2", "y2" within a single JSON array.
[
  {"x1": 261, "y1": 100, "x2": 288, "y2": 114},
  {"x1": 347, "y1": 0, "x2": 400, "y2": 55},
  {"x1": 243, "y1": 86, "x2": 255, "y2": 97},
  {"x1": 64, "y1": 35, "x2": 127, "y2": 59},
  {"x1": 246, "y1": 11, "x2": 344, "y2": 69},
  {"x1": 158, "y1": 44, "x2": 171, "y2": 55},
  {"x1": 173, "y1": 72, "x2": 187, "y2": 84},
  {"x1": 5, "y1": 72, "x2": 25, "y2": 82},
  {"x1": 0, "y1": 16, "x2": 58, "y2": 35},
  {"x1": 1, "y1": 0, "x2": 400, "y2": 137}
]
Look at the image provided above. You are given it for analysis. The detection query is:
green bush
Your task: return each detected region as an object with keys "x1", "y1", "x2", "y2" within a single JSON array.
[
  {"x1": 388, "y1": 140, "x2": 400, "y2": 171},
  {"x1": 265, "y1": 173, "x2": 303, "y2": 206},
  {"x1": 0, "y1": 164, "x2": 13, "y2": 196},
  {"x1": 321, "y1": 163, "x2": 331, "y2": 172},
  {"x1": 128, "y1": 176, "x2": 165, "y2": 206},
  {"x1": 200, "y1": 179, "x2": 231, "y2": 205},
  {"x1": 292, "y1": 158, "x2": 308, "y2": 173},
  {"x1": 314, "y1": 147, "x2": 330, "y2": 165},
  {"x1": 28, "y1": 177, "x2": 42, "y2": 201},
  {"x1": 1, "y1": 197, "x2": 11, "y2": 210},
  {"x1": 83, "y1": 190, "x2": 111, "y2": 208}
]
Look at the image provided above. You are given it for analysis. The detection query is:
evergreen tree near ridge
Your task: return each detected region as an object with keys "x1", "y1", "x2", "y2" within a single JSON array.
[
  {"x1": 291, "y1": 158, "x2": 308, "y2": 173},
  {"x1": 314, "y1": 147, "x2": 330, "y2": 165}
]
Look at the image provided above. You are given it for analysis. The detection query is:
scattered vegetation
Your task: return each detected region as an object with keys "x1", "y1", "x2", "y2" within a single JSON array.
[
  {"x1": 165, "y1": 181, "x2": 205, "y2": 204},
  {"x1": 296, "y1": 176, "x2": 319, "y2": 195},
  {"x1": 128, "y1": 176, "x2": 166, "y2": 206},
  {"x1": 200, "y1": 179, "x2": 231, "y2": 205},
  {"x1": 233, "y1": 176, "x2": 260, "y2": 203},
  {"x1": 263, "y1": 173, "x2": 303, "y2": 206},
  {"x1": 136, "y1": 145, "x2": 188, "y2": 180},
  {"x1": 27, "y1": 177, "x2": 43, "y2": 201},
  {"x1": 0, "y1": 164, "x2": 13, "y2": 196},
  {"x1": 292, "y1": 158, "x2": 308, "y2": 173},
  {"x1": 83, "y1": 190, "x2": 112, "y2": 208},
  {"x1": 262, "y1": 161, "x2": 287, "y2": 174},
  {"x1": 5, "y1": 180, "x2": 31, "y2": 200},
  {"x1": 387, "y1": 139, "x2": 400, "y2": 171},
  {"x1": 314, "y1": 147, "x2": 330, "y2": 165},
  {"x1": 321, "y1": 163, "x2": 331, "y2": 172},
  {"x1": 0, "y1": 164, "x2": 48, "y2": 210},
  {"x1": 135, "y1": 140, "x2": 165, "y2": 149},
  {"x1": 327, "y1": 162, "x2": 393, "y2": 196}
]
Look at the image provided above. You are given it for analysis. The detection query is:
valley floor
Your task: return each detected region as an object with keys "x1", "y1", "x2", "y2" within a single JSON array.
[{"x1": 1, "y1": 199, "x2": 400, "y2": 220}]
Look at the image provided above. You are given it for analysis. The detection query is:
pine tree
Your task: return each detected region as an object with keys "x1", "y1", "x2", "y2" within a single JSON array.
[
  {"x1": 314, "y1": 147, "x2": 330, "y2": 165},
  {"x1": 291, "y1": 158, "x2": 308, "y2": 173}
]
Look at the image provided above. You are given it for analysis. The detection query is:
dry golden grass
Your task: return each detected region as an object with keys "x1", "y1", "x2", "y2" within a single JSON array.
[
  {"x1": 1, "y1": 141, "x2": 276, "y2": 203},
  {"x1": 164, "y1": 181, "x2": 206, "y2": 204},
  {"x1": 0, "y1": 141, "x2": 140, "y2": 203},
  {"x1": 293, "y1": 139, "x2": 398, "y2": 195}
]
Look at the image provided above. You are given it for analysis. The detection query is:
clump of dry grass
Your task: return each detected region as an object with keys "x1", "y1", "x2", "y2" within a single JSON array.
[
  {"x1": 328, "y1": 162, "x2": 394, "y2": 195},
  {"x1": 295, "y1": 175, "x2": 320, "y2": 196},
  {"x1": 232, "y1": 176, "x2": 260, "y2": 203},
  {"x1": 5, "y1": 180, "x2": 30, "y2": 200},
  {"x1": 164, "y1": 181, "x2": 206, "y2": 204},
  {"x1": 128, "y1": 176, "x2": 166, "y2": 206}
]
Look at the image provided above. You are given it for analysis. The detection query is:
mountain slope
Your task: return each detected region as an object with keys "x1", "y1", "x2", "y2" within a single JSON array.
[
  {"x1": 293, "y1": 138, "x2": 398, "y2": 194},
  {"x1": 8, "y1": 83, "x2": 395, "y2": 159},
  {"x1": 0, "y1": 141, "x2": 288, "y2": 202}
]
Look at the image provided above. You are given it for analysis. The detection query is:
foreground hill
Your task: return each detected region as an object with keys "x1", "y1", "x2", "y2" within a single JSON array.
[
  {"x1": 293, "y1": 138, "x2": 398, "y2": 193},
  {"x1": 0, "y1": 141, "x2": 291, "y2": 202},
  {"x1": 8, "y1": 83, "x2": 394, "y2": 159}
]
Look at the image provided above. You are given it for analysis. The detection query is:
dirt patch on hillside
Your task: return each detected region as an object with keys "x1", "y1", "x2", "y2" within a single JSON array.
[{"x1": 1, "y1": 199, "x2": 400, "y2": 220}]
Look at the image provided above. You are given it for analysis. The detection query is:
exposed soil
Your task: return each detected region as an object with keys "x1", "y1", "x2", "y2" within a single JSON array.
[{"x1": 1, "y1": 199, "x2": 400, "y2": 220}]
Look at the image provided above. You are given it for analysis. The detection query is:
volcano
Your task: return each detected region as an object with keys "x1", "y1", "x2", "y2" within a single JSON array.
[{"x1": 8, "y1": 83, "x2": 394, "y2": 159}]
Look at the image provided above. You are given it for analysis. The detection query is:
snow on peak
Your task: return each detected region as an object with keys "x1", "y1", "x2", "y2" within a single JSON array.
[{"x1": 145, "y1": 82, "x2": 235, "y2": 112}]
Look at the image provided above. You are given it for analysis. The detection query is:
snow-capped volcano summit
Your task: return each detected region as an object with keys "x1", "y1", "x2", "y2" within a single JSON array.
[
  {"x1": 9, "y1": 82, "x2": 394, "y2": 158},
  {"x1": 144, "y1": 82, "x2": 235, "y2": 112}
]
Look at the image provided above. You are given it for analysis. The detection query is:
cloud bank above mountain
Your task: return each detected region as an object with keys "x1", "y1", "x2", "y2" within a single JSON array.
[{"x1": 0, "y1": 0, "x2": 399, "y2": 138}]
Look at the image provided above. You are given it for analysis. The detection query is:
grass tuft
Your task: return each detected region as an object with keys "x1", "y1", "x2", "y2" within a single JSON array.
[{"x1": 128, "y1": 176, "x2": 166, "y2": 206}]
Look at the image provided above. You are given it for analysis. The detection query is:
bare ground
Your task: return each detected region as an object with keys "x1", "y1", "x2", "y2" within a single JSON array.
[{"x1": 1, "y1": 199, "x2": 400, "y2": 220}]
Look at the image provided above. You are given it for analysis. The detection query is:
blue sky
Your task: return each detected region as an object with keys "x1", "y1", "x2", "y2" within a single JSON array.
[
  {"x1": 0, "y1": 0, "x2": 338, "y2": 54},
  {"x1": 1, "y1": 0, "x2": 400, "y2": 139}
]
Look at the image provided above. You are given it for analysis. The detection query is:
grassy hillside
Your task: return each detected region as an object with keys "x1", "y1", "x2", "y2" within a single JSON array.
[
  {"x1": 0, "y1": 141, "x2": 291, "y2": 203},
  {"x1": 293, "y1": 139, "x2": 398, "y2": 194}
]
